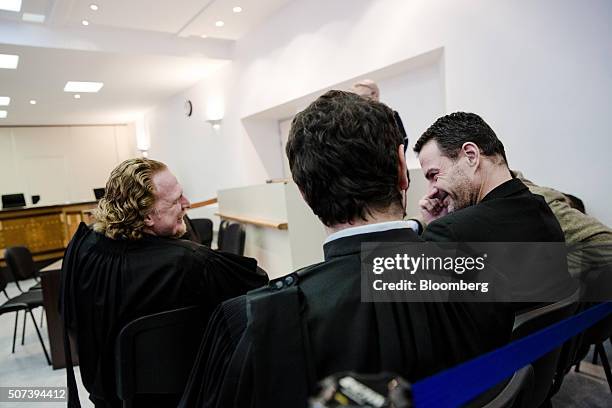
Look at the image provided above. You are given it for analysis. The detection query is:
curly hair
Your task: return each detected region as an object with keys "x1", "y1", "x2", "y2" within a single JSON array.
[
  {"x1": 93, "y1": 158, "x2": 166, "y2": 240},
  {"x1": 286, "y1": 90, "x2": 404, "y2": 227}
]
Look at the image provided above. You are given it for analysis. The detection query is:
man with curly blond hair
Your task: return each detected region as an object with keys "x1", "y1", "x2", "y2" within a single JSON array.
[{"x1": 60, "y1": 158, "x2": 267, "y2": 408}]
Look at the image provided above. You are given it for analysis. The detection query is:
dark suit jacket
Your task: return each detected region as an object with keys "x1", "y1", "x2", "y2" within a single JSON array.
[
  {"x1": 180, "y1": 227, "x2": 511, "y2": 408},
  {"x1": 422, "y1": 178, "x2": 565, "y2": 242},
  {"x1": 423, "y1": 178, "x2": 576, "y2": 308}
]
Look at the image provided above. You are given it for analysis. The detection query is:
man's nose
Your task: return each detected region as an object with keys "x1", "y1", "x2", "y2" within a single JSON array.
[{"x1": 181, "y1": 196, "x2": 190, "y2": 209}]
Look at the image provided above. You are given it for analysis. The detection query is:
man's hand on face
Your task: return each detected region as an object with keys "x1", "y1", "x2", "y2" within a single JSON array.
[{"x1": 419, "y1": 187, "x2": 449, "y2": 224}]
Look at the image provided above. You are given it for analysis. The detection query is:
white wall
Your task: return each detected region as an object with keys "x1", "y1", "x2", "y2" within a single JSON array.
[
  {"x1": 142, "y1": 0, "x2": 612, "y2": 226},
  {"x1": 0, "y1": 125, "x2": 137, "y2": 206}
]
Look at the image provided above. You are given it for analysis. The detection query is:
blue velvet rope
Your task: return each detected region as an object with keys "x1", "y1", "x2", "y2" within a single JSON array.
[{"x1": 412, "y1": 302, "x2": 612, "y2": 407}]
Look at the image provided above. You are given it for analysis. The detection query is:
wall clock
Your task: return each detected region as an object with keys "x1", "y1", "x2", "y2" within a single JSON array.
[{"x1": 184, "y1": 100, "x2": 193, "y2": 117}]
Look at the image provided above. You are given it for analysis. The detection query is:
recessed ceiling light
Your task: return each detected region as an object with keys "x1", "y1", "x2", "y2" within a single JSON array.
[
  {"x1": 29, "y1": 99, "x2": 37, "y2": 105},
  {"x1": 22, "y1": 12, "x2": 45, "y2": 23},
  {"x1": 0, "y1": 0, "x2": 21, "y2": 12},
  {"x1": 0, "y1": 53, "x2": 19, "y2": 69},
  {"x1": 89, "y1": 4, "x2": 99, "y2": 11},
  {"x1": 215, "y1": 20, "x2": 224, "y2": 27},
  {"x1": 81, "y1": 19, "x2": 89, "y2": 26},
  {"x1": 200, "y1": 34, "x2": 208, "y2": 39},
  {"x1": 0, "y1": 96, "x2": 10, "y2": 106},
  {"x1": 0, "y1": 110, "x2": 7, "y2": 119},
  {"x1": 233, "y1": 6, "x2": 242, "y2": 13},
  {"x1": 64, "y1": 81, "x2": 104, "y2": 93},
  {"x1": 73, "y1": 94, "x2": 81, "y2": 99}
]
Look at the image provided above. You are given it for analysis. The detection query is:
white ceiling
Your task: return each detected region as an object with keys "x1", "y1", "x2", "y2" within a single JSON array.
[{"x1": 0, "y1": 0, "x2": 294, "y2": 125}]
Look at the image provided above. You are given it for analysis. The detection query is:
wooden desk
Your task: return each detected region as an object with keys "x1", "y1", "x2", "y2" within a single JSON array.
[
  {"x1": 0, "y1": 201, "x2": 97, "y2": 267},
  {"x1": 40, "y1": 259, "x2": 79, "y2": 369}
]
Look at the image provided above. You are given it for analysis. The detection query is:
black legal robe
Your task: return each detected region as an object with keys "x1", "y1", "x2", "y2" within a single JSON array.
[
  {"x1": 180, "y1": 227, "x2": 512, "y2": 407},
  {"x1": 59, "y1": 223, "x2": 268, "y2": 408}
]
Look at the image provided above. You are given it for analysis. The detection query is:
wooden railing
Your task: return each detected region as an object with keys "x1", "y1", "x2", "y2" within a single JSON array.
[
  {"x1": 215, "y1": 213, "x2": 288, "y2": 230},
  {"x1": 189, "y1": 197, "x2": 289, "y2": 230},
  {"x1": 188, "y1": 197, "x2": 218, "y2": 209}
]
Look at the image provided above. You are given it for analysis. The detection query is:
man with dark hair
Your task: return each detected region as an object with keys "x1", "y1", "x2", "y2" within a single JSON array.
[
  {"x1": 60, "y1": 158, "x2": 267, "y2": 408},
  {"x1": 180, "y1": 93, "x2": 509, "y2": 407},
  {"x1": 413, "y1": 112, "x2": 576, "y2": 311},
  {"x1": 413, "y1": 112, "x2": 562, "y2": 241}
]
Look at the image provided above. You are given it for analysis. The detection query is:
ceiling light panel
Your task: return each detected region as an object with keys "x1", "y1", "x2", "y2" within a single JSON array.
[
  {"x1": 233, "y1": 6, "x2": 242, "y2": 13},
  {"x1": 0, "y1": 0, "x2": 21, "y2": 12},
  {"x1": 0, "y1": 54, "x2": 19, "y2": 69},
  {"x1": 90, "y1": 4, "x2": 98, "y2": 11},
  {"x1": 82, "y1": 20, "x2": 89, "y2": 26},
  {"x1": 22, "y1": 12, "x2": 45, "y2": 23},
  {"x1": 215, "y1": 20, "x2": 224, "y2": 27},
  {"x1": 0, "y1": 96, "x2": 10, "y2": 106},
  {"x1": 0, "y1": 111, "x2": 7, "y2": 118},
  {"x1": 64, "y1": 81, "x2": 104, "y2": 93}
]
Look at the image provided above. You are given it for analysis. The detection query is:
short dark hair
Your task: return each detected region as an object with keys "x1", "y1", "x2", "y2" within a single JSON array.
[
  {"x1": 413, "y1": 112, "x2": 508, "y2": 166},
  {"x1": 286, "y1": 90, "x2": 404, "y2": 227}
]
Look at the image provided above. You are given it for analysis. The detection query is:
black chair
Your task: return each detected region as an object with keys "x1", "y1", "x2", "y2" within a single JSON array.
[
  {"x1": 115, "y1": 306, "x2": 208, "y2": 408},
  {"x1": 570, "y1": 247, "x2": 612, "y2": 392},
  {"x1": 5, "y1": 246, "x2": 46, "y2": 343},
  {"x1": 217, "y1": 219, "x2": 230, "y2": 249},
  {"x1": 93, "y1": 187, "x2": 106, "y2": 200},
  {"x1": 190, "y1": 218, "x2": 213, "y2": 247},
  {"x1": 1, "y1": 193, "x2": 26, "y2": 209},
  {"x1": 0, "y1": 272, "x2": 50, "y2": 364},
  {"x1": 511, "y1": 289, "x2": 580, "y2": 407},
  {"x1": 578, "y1": 317, "x2": 612, "y2": 393},
  {"x1": 5, "y1": 246, "x2": 42, "y2": 292},
  {"x1": 218, "y1": 222, "x2": 246, "y2": 256},
  {"x1": 478, "y1": 365, "x2": 534, "y2": 408}
]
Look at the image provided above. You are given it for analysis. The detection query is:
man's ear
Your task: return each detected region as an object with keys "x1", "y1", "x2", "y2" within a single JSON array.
[
  {"x1": 144, "y1": 212, "x2": 155, "y2": 227},
  {"x1": 397, "y1": 144, "x2": 409, "y2": 190},
  {"x1": 461, "y1": 142, "x2": 480, "y2": 167}
]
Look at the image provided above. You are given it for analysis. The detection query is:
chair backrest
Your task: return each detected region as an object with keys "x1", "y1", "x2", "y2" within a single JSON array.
[
  {"x1": 217, "y1": 219, "x2": 230, "y2": 249},
  {"x1": 93, "y1": 188, "x2": 106, "y2": 200},
  {"x1": 5, "y1": 246, "x2": 37, "y2": 281},
  {"x1": 190, "y1": 218, "x2": 213, "y2": 247},
  {"x1": 218, "y1": 222, "x2": 245, "y2": 256},
  {"x1": 511, "y1": 288, "x2": 580, "y2": 407},
  {"x1": 0, "y1": 271, "x2": 9, "y2": 296},
  {"x1": 115, "y1": 306, "x2": 207, "y2": 403},
  {"x1": 475, "y1": 365, "x2": 534, "y2": 408},
  {"x1": 568, "y1": 253, "x2": 612, "y2": 375},
  {"x1": 2, "y1": 193, "x2": 26, "y2": 208}
]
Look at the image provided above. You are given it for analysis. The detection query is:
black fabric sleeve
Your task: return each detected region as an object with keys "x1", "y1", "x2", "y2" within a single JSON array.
[
  {"x1": 186, "y1": 248, "x2": 268, "y2": 308},
  {"x1": 179, "y1": 296, "x2": 248, "y2": 408},
  {"x1": 421, "y1": 220, "x2": 458, "y2": 242}
]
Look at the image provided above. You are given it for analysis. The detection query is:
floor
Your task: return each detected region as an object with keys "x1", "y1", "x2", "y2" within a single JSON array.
[
  {"x1": 0, "y1": 278, "x2": 93, "y2": 408},
  {"x1": 0, "y1": 279, "x2": 610, "y2": 407}
]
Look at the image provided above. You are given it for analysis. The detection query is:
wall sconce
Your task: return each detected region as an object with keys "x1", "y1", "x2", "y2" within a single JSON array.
[
  {"x1": 206, "y1": 118, "x2": 222, "y2": 130},
  {"x1": 135, "y1": 117, "x2": 150, "y2": 156}
]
